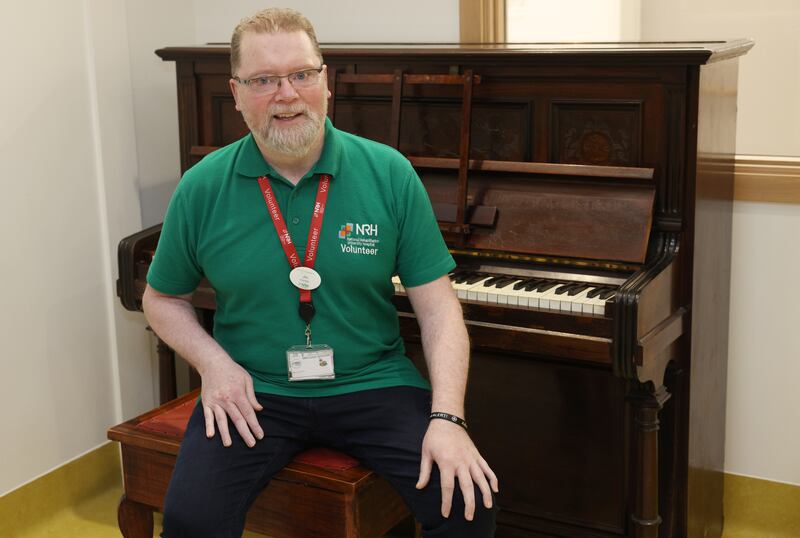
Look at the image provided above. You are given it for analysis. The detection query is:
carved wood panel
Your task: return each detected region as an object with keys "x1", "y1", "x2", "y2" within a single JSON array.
[
  {"x1": 550, "y1": 100, "x2": 643, "y2": 166},
  {"x1": 334, "y1": 98, "x2": 531, "y2": 161}
]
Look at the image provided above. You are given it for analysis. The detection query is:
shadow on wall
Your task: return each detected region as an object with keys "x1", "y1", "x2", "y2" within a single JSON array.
[{"x1": 140, "y1": 179, "x2": 181, "y2": 227}]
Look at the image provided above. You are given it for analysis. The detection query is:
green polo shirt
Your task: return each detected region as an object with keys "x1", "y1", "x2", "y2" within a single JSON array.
[{"x1": 148, "y1": 119, "x2": 455, "y2": 396}]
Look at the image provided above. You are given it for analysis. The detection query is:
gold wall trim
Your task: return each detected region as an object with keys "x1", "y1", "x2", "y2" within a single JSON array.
[
  {"x1": 724, "y1": 473, "x2": 800, "y2": 535},
  {"x1": 1, "y1": 441, "x2": 799, "y2": 536},
  {"x1": 735, "y1": 155, "x2": 800, "y2": 203},
  {"x1": 459, "y1": 0, "x2": 506, "y2": 43},
  {"x1": 0, "y1": 442, "x2": 121, "y2": 537}
]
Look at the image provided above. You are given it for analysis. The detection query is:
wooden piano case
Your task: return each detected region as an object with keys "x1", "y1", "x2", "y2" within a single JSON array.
[{"x1": 117, "y1": 40, "x2": 752, "y2": 538}]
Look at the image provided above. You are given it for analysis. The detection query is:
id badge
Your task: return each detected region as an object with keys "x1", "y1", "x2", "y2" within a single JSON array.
[{"x1": 287, "y1": 344, "x2": 335, "y2": 381}]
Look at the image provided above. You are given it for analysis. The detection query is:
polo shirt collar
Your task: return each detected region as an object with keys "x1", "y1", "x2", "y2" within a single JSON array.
[{"x1": 235, "y1": 117, "x2": 342, "y2": 182}]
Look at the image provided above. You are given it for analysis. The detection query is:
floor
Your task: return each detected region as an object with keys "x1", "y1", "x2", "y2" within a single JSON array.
[
  {"x1": 10, "y1": 482, "x2": 782, "y2": 538},
  {"x1": 12, "y1": 482, "x2": 414, "y2": 537}
]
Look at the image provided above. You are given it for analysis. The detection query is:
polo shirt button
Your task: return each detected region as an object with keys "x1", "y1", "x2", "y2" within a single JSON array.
[{"x1": 291, "y1": 217, "x2": 300, "y2": 225}]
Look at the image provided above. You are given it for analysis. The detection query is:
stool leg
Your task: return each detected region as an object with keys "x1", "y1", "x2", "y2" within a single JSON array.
[
  {"x1": 118, "y1": 494, "x2": 154, "y2": 538},
  {"x1": 414, "y1": 521, "x2": 422, "y2": 538}
]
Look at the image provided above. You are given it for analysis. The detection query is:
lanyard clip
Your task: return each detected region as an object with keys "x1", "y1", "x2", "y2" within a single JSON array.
[{"x1": 305, "y1": 324, "x2": 312, "y2": 348}]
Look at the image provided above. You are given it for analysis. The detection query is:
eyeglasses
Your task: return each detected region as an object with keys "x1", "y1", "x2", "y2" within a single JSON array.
[{"x1": 234, "y1": 66, "x2": 324, "y2": 95}]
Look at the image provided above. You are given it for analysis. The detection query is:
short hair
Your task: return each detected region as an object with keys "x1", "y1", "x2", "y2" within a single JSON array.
[{"x1": 230, "y1": 7, "x2": 322, "y2": 75}]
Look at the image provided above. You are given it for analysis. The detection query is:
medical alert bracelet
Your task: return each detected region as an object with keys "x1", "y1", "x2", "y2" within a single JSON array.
[{"x1": 429, "y1": 412, "x2": 468, "y2": 430}]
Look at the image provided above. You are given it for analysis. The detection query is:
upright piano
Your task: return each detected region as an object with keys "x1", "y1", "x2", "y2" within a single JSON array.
[{"x1": 117, "y1": 41, "x2": 753, "y2": 537}]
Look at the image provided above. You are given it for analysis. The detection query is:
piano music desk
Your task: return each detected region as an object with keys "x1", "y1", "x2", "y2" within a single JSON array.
[{"x1": 107, "y1": 389, "x2": 413, "y2": 538}]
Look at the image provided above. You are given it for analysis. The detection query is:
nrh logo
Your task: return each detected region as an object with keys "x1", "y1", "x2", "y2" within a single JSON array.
[
  {"x1": 338, "y1": 223, "x2": 353, "y2": 239},
  {"x1": 339, "y1": 222, "x2": 378, "y2": 239},
  {"x1": 355, "y1": 223, "x2": 378, "y2": 236},
  {"x1": 338, "y1": 221, "x2": 381, "y2": 256}
]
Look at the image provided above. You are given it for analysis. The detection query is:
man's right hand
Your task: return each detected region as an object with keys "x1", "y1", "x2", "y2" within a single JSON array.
[
  {"x1": 199, "y1": 357, "x2": 264, "y2": 448},
  {"x1": 142, "y1": 284, "x2": 265, "y2": 448}
]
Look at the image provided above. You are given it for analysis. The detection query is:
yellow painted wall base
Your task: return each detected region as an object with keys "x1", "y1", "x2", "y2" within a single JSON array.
[
  {"x1": 724, "y1": 473, "x2": 800, "y2": 537},
  {"x1": 0, "y1": 442, "x2": 121, "y2": 537},
  {"x1": 2, "y1": 442, "x2": 799, "y2": 537}
]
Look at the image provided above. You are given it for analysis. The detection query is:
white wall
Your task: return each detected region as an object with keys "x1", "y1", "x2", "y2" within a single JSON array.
[
  {"x1": 640, "y1": 0, "x2": 800, "y2": 486},
  {"x1": 87, "y1": 0, "x2": 159, "y2": 423},
  {"x1": 507, "y1": 0, "x2": 641, "y2": 42},
  {"x1": 124, "y1": 0, "x2": 195, "y2": 227},
  {"x1": 0, "y1": 0, "x2": 151, "y2": 496},
  {"x1": 641, "y1": 0, "x2": 799, "y2": 158},
  {"x1": 193, "y1": 0, "x2": 459, "y2": 45},
  {"x1": 728, "y1": 202, "x2": 800, "y2": 484}
]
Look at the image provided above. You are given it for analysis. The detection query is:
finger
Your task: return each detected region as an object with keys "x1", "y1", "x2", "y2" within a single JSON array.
[
  {"x1": 439, "y1": 469, "x2": 455, "y2": 518},
  {"x1": 471, "y1": 462, "x2": 493, "y2": 509},
  {"x1": 203, "y1": 405, "x2": 215, "y2": 438},
  {"x1": 246, "y1": 376, "x2": 263, "y2": 412},
  {"x1": 223, "y1": 402, "x2": 256, "y2": 448},
  {"x1": 237, "y1": 397, "x2": 263, "y2": 441},
  {"x1": 212, "y1": 405, "x2": 232, "y2": 447},
  {"x1": 479, "y1": 457, "x2": 499, "y2": 492},
  {"x1": 416, "y1": 452, "x2": 432, "y2": 489},
  {"x1": 458, "y1": 467, "x2": 476, "y2": 521}
]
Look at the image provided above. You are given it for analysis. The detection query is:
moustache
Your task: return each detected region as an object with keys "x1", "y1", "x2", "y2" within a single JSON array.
[{"x1": 267, "y1": 105, "x2": 309, "y2": 118}]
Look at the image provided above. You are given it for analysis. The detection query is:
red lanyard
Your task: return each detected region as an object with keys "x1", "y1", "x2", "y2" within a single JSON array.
[{"x1": 257, "y1": 174, "x2": 330, "y2": 306}]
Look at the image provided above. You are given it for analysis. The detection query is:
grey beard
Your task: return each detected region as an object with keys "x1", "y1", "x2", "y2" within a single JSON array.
[{"x1": 259, "y1": 110, "x2": 324, "y2": 157}]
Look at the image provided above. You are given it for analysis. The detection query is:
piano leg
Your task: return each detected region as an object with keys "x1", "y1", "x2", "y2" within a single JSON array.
[
  {"x1": 117, "y1": 494, "x2": 154, "y2": 538},
  {"x1": 156, "y1": 336, "x2": 177, "y2": 404},
  {"x1": 629, "y1": 383, "x2": 671, "y2": 538}
]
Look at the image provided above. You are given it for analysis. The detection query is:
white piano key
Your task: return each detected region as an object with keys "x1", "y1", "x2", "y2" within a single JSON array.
[
  {"x1": 537, "y1": 286, "x2": 562, "y2": 310},
  {"x1": 407, "y1": 271, "x2": 617, "y2": 316},
  {"x1": 482, "y1": 279, "x2": 525, "y2": 306},
  {"x1": 391, "y1": 275, "x2": 405, "y2": 294},
  {"x1": 464, "y1": 277, "x2": 493, "y2": 301},
  {"x1": 455, "y1": 276, "x2": 491, "y2": 300},
  {"x1": 593, "y1": 301, "x2": 606, "y2": 315},
  {"x1": 564, "y1": 288, "x2": 595, "y2": 313}
]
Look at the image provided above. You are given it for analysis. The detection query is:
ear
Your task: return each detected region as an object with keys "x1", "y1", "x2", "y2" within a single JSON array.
[{"x1": 229, "y1": 78, "x2": 242, "y2": 112}]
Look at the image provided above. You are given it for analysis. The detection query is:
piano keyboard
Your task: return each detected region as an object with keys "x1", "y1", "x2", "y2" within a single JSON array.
[{"x1": 392, "y1": 270, "x2": 617, "y2": 316}]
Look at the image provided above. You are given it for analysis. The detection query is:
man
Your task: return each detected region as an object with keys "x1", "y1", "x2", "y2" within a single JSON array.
[{"x1": 144, "y1": 7, "x2": 498, "y2": 537}]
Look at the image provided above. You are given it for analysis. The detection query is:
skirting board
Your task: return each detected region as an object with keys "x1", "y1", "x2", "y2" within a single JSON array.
[
  {"x1": 723, "y1": 473, "x2": 800, "y2": 536},
  {"x1": 2, "y1": 441, "x2": 799, "y2": 536},
  {"x1": 0, "y1": 442, "x2": 121, "y2": 537}
]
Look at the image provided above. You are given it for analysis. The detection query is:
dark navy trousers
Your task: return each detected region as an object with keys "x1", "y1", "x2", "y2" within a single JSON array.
[{"x1": 161, "y1": 386, "x2": 497, "y2": 537}]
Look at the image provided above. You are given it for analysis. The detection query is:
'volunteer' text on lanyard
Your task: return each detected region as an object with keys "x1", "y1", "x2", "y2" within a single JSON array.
[{"x1": 258, "y1": 174, "x2": 330, "y2": 341}]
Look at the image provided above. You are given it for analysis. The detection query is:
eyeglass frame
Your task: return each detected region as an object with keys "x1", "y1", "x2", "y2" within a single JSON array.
[{"x1": 232, "y1": 65, "x2": 325, "y2": 94}]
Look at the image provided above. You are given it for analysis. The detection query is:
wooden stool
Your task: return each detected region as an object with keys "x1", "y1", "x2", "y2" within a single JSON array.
[{"x1": 108, "y1": 389, "x2": 413, "y2": 537}]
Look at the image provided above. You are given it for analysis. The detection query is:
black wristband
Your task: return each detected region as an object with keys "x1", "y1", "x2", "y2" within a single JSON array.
[{"x1": 429, "y1": 412, "x2": 468, "y2": 430}]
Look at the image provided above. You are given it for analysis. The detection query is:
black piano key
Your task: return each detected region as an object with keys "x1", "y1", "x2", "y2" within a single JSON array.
[
  {"x1": 482, "y1": 275, "x2": 505, "y2": 286},
  {"x1": 493, "y1": 278, "x2": 519, "y2": 289},
  {"x1": 449, "y1": 271, "x2": 465, "y2": 281},
  {"x1": 535, "y1": 281, "x2": 559, "y2": 293},
  {"x1": 586, "y1": 286, "x2": 611, "y2": 299},
  {"x1": 567, "y1": 284, "x2": 591, "y2": 296},
  {"x1": 455, "y1": 273, "x2": 474, "y2": 284},
  {"x1": 463, "y1": 273, "x2": 489, "y2": 285},
  {"x1": 523, "y1": 279, "x2": 546, "y2": 291},
  {"x1": 554, "y1": 283, "x2": 578, "y2": 295},
  {"x1": 450, "y1": 271, "x2": 472, "y2": 283},
  {"x1": 599, "y1": 288, "x2": 617, "y2": 300},
  {"x1": 513, "y1": 278, "x2": 539, "y2": 290}
]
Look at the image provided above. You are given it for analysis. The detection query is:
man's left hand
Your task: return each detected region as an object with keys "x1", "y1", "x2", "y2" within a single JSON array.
[{"x1": 415, "y1": 419, "x2": 499, "y2": 521}]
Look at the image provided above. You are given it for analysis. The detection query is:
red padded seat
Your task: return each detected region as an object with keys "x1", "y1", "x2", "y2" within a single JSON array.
[{"x1": 135, "y1": 397, "x2": 360, "y2": 470}]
